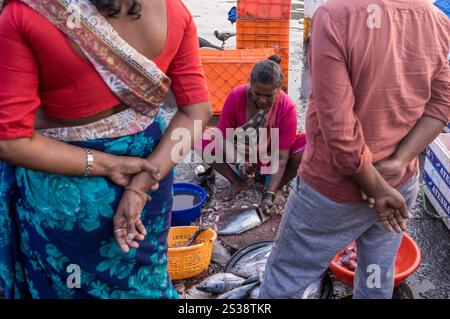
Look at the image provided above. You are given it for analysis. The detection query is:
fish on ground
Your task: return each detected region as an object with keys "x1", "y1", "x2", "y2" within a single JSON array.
[
  {"x1": 217, "y1": 282, "x2": 259, "y2": 299},
  {"x1": 248, "y1": 285, "x2": 260, "y2": 299},
  {"x1": 236, "y1": 244, "x2": 272, "y2": 264},
  {"x1": 242, "y1": 273, "x2": 261, "y2": 285},
  {"x1": 302, "y1": 272, "x2": 334, "y2": 299},
  {"x1": 196, "y1": 273, "x2": 247, "y2": 295},
  {"x1": 231, "y1": 259, "x2": 267, "y2": 278},
  {"x1": 217, "y1": 208, "x2": 266, "y2": 235}
]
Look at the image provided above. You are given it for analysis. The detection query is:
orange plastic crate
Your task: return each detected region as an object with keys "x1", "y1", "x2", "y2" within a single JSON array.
[
  {"x1": 200, "y1": 48, "x2": 276, "y2": 59},
  {"x1": 236, "y1": 19, "x2": 290, "y2": 88},
  {"x1": 236, "y1": 19, "x2": 290, "y2": 51},
  {"x1": 200, "y1": 48, "x2": 275, "y2": 115},
  {"x1": 237, "y1": 0, "x2": 292, "y2": 20}
]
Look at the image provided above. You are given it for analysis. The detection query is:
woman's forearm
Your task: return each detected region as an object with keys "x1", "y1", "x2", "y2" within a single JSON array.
[
  {"x1": 0, "y1": 132, "x2": 114, "y2": 176},
  {"x1": 267, "y1": 157, "x2": 288, "y2": 193},
  {"x1": 129, "y1": 102, "x2": 212, "y2": 191}
]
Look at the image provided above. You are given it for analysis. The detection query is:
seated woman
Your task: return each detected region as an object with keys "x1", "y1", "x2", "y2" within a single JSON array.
[{"x1": 203, "y1": 56, "x2": 306, "y2": 214}]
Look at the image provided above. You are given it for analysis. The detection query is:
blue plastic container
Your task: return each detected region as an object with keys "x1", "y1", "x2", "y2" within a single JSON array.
[
  {"x1": 435, "y1": 0, "x2": 450, "y2": 18},
  {"x1": 171, "y1": 183, "x2": 207, "y2": 226}
]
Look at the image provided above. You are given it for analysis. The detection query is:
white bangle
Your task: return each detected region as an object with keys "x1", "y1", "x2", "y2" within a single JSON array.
[{"x1": 83, "y1": 148, "x2": 94, "y2": 176}]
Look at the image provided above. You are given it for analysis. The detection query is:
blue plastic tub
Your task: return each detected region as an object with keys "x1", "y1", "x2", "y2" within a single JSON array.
[{"x1": 171, "y1": 183, "x2": 207, "y2": 226}]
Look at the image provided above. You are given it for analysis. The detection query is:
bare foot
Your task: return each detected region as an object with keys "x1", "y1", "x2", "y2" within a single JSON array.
[{"x1": 221, "y1": 180, "x2": 247, "y2": 201}]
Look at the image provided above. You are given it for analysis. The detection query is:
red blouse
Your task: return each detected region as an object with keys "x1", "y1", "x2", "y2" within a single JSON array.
[{"x1": 0, "y1": 0, "x2": 209, "y2": 139}]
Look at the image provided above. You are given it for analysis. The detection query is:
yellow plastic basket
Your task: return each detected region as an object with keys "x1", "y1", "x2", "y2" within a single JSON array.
[{"x1": 167, "y1": 226, "x2": 217, "y2": 280}]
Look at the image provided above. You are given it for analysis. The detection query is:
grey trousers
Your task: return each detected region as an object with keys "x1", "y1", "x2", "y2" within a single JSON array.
[{"x1": 259, "y1": 173, "x2": 420, "y2": 299}]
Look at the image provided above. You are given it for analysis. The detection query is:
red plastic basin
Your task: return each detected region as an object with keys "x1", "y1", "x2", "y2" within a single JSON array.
[{"x1": 329, "y1": 233, "x2": 421, "y2": 287}]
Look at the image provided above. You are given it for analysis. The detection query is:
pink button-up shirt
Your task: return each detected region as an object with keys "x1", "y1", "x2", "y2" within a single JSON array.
[{"x1": 300, "y1": 0, "x2": 450, "y2": 203}]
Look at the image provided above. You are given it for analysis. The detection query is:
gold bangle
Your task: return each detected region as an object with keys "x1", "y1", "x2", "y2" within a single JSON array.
[{"x1": 124, "y1": 186, "x2": 152, "y2": 202}]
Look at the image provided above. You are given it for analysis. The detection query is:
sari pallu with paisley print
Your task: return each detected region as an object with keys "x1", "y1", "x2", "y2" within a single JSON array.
[
  {"x1": 0, "y1": 0, "x2": 179, "y2": 299},
  {"x1": 232, "y1": 90, "x2": 280, "y2": 169}
]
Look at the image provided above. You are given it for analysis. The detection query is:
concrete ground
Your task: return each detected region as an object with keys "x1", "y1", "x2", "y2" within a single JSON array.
[{"x1": 401, "y1": 155, "x2": 450, "y2": 299}]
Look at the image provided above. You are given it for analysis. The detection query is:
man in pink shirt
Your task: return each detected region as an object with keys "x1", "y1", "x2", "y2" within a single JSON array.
[{"x1": 260, "y1": 0, "x2": 449, "y2": 298}]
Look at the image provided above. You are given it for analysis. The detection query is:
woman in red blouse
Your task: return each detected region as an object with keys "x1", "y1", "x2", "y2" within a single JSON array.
[{"x1": 0, "y1": 0, "x2": 211, "y2": 299}]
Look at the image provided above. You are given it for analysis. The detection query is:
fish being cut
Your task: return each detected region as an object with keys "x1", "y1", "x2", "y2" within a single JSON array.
[{"x1": 217, "y1": 208, "x2": 266, "y2": 235}]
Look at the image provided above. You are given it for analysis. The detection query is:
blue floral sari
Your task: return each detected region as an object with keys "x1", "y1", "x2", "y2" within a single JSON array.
[
  {"x1": 0, "y1": 114, "x2": 178, "y2": 299},
  {"x1": 0, "y1": 0, "x2": 179, "y2": 299}
]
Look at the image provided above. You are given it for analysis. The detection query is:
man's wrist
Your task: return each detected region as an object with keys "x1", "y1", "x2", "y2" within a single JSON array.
[
  {"x1": 391, "y1": 152, "x2": 413, "y2": 168},
  {"x1": 354, "y1": 164, "x2": 391, "y2": 198},
  {"x1": 370, "y1": 181, "x2": 392, "y2": 199}
]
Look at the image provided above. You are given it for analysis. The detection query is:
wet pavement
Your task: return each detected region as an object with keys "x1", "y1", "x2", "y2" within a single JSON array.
[
  {"x1": 174, "y1": 0, "x2": 450, "y2": 299},
  {"x1": 404, "y1": 156, "x2": 450, "y2": 299}
]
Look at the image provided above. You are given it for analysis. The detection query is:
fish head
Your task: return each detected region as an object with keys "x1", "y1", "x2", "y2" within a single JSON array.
[{"x1": 232, "y1": 264, "x2": 243, "y2": 272}]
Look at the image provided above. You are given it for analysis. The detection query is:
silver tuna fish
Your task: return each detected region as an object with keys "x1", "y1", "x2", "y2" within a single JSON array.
[
  {"x1": 242, "y1": 273, "x2": 261, "y2": 285},
  {"x1": 231, "y1": 259, "x2": 267, "y2": 278},
  {"x1": 302, "y1": 273, "x2": 332, "y2": 299},
  {"x1": 248, "y1": 285, "x2": 260, "y2": 299},
  {"x1": 217, "y1": 282, "x2": 259, "y2": 299},
  {"x1": 236, "y1": 245, "x2": 272, "y2": 264},
  {"x1": 217, "y1": 208, "x2": 265, "y2": 235},
  {"x1": 302, "y1": 279, "x2": 323, "y2": 299},
  {"x1": 196, "y1": 273, "x2": 246, "y2": 295}
]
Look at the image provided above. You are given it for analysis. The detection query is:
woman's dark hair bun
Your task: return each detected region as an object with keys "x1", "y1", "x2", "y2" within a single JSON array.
[{"x1": 267, "y1": 55, "x2": 282, "y2": 65}]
